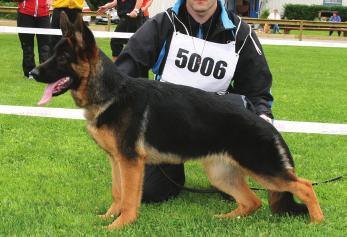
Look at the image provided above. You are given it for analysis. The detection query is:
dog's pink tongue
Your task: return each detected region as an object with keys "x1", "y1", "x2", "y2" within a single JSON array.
[{"x1": 38, "y1": 82, "x2": 56, "y2": 106}]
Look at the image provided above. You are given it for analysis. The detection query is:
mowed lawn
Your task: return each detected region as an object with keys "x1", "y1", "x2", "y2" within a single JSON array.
[{"x1": 0, "y1": 34, "x2": 346, "y2": 236}]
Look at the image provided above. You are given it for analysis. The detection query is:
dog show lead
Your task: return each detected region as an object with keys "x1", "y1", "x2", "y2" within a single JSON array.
[{"x1": 115, "y1": 0, "x2": 275, "y2": 203}]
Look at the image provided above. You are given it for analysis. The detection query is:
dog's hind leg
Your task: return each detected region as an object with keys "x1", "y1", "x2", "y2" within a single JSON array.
[
  {"x1": 268, "y1": 191, "x2": 308, "y2": 215},
  {"x1": 99, "y1": 157, "x2": 122, "y2": 220},
  {"x1": 289, "y1": 177, "x2": 324, "y2": 223},
  {"x1": 250, "y1": 172, "x2": 324, "y2": 224},
  {"x1": 106, "y1": 155, "x2": 145, "y2": 230},
  {"x1": 203, "y1": 157, "x2": 262, "y2": 219}
]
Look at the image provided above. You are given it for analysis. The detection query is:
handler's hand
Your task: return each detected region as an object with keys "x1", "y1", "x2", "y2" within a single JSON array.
[
  {"x1": 97, "y1": 5, "x2": 108, "y2": 15},
  {"x1": 47, "y1": 0, "x2": 53, "y2": 9},
  {"x1": 127, "y1": 10, "x2": 138, "y2": 18},
  {"x1": 260, "y1": 114, "x2": 273, "y2": 124}
]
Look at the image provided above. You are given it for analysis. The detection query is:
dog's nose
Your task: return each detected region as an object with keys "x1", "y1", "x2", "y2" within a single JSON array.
[{"x1": 29, "y1": 68, "x2": 40, "y2": 80}]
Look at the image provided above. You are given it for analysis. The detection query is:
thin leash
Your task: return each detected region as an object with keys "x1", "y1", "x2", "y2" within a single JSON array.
[{"x1": 158, "y1": 165, "x2": 345, "y2": 193}]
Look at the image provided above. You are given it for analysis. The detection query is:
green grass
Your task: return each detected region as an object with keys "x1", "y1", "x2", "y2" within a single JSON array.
[
  {"x1": 285, "y1": 29, "x2": 345, "y2": 37},
  {"x1": 264, "y1": 45, "x2": 347, "y2": 123},
  {"x1": 0, "y1": 34, "x2": 346, "y2": 236}
]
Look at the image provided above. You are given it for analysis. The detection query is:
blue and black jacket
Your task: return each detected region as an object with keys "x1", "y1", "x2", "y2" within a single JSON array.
[{"x1": 115, "y1": 0, "x2": 274, "y2": 118}]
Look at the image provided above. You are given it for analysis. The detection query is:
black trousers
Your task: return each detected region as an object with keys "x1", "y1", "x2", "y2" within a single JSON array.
[
  {"x1": 111, "y1": 16, "x2": 142, "y2": 57},
  {"x1": 50, "y1": 8, "x2": 82, "y2": 53},
  {"x1": 329, "y1": 30, "x2": 341, "y2": 36},
  {"x1": 142, "y1": 164, "x2": 185, "y2": 203},
  {"x1": 17, "y1": 12, "x2": 50, "y2": 77},
  {"x1": 142, "y1": 93, "x2": 256, "y2": 203}
]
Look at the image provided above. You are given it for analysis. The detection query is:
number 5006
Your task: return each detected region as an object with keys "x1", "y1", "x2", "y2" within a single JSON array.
[{"x1": 175, "y1": 48, "x2": 227, "y2": 79}]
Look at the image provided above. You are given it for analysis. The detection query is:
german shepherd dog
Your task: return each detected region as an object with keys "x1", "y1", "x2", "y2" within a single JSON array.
[{"x1": 30, "y1": 13, "x2": 324, "y2": 229}]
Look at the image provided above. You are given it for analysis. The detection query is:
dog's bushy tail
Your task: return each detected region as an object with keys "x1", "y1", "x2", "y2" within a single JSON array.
[{"x1": 268, "y1": 191, "x2": 308, "y2": 215}]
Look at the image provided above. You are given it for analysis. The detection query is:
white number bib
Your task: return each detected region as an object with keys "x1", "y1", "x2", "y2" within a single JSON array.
[{"x1": 161, "y1": 32, "x2": 239, "y2": 92}]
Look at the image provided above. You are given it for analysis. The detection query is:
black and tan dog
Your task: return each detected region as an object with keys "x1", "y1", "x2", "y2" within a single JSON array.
[{"x1": 29, "y1": 13, "x2": 324, "y2": 229}]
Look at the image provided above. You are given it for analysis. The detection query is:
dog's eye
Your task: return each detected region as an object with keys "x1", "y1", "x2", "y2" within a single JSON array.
[
  {"x1": 57, "y1": 55, "x2": 67, "y2": 65},
  {"x1": 57, "y1": 52, "x2": 71, "y2": 65}
]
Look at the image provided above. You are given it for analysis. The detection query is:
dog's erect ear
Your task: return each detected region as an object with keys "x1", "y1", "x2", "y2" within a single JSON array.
[
  {"x1": 73, "y1": 13, "x2": 84, "y2": 33},
  {"x1": 73, "y1": 13, "x2": 97, "y2": 54},
  {"x1": 82, "y1": 22, "x2": 97, "y2": 52},
  {"x1": 60, "y1": 11, "x2": 73, "y2": 37}
]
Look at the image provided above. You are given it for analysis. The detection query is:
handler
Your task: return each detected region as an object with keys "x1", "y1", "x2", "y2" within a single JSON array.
[
  {"x1": 16, "y1": 0, "x2": 50, "y2": 78},
  {"x1": 115, "y1": 0, "x2": 274, "y2": 202},
  {"x1": 97, "y1": 0, "x2": 144, "y2": 62}
]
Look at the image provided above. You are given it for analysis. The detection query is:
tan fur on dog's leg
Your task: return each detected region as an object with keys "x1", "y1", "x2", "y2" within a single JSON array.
[
  {"x1": 251, "y1": 172, "x2": 324, "y2": 224},
  {"x1": 287, "y1": 178, "x2": 324, "y2": 224},
  {"x1": 203, "y1": 158, "x2": 262, "y2": 219},
  {"x1": 214, "y1": 179, "x2": 262, "y2": 219},
  {"x1": 99, "y1": 157, "x2": 122, "y2": 220},
  {"x1": 214, "y1": 180, "x2": 262, "y2": 219},
  {"x1": 106, "y1": 156, "x2": 145, "y2": 230},
  {"x1": 87, "y1": 126, "x2": 123, "y2": 220}
]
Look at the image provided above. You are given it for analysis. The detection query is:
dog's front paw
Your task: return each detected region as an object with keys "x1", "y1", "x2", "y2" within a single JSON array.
[
  {"x1": 104, "y1": 212, "x2": 137, "y2": 230},
  {"x1": 98, "y1": 202, "x2": 121, "y2": 220},
  {"x1": 214, "y1": 213, "x2": 241, "y2": 219},
  {"x1": 98, "y1": 213, "x2": 115, "y2": 220}
]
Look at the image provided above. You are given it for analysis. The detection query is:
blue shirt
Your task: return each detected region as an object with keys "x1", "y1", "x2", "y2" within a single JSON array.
[{"x1": 329, "y1": 15, "x2": 341, "y2": 22}]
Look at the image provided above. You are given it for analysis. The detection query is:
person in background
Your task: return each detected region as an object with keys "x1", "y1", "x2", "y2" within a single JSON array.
[
  {"x1": 50, "y1": 0, "x2": 84, "y2": 51},
  {"x1": 16, "y1": 0, "x2": 51, "y2": 78},
  {"x1": 97, "y1": 0, "x2": 143, "y2": 62},
  {"x1": 329, "y1": 11, "x2": 341, "y2": 36},
  {"x1": 115, "y1": 0, "x2": 274, "y2": 202},
  {"x1": 141, "y1": 0, "x2": 153, "y2": 23},
  {"x1": 267, "y1": 9, "x2": 281, "y2": 34}
]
